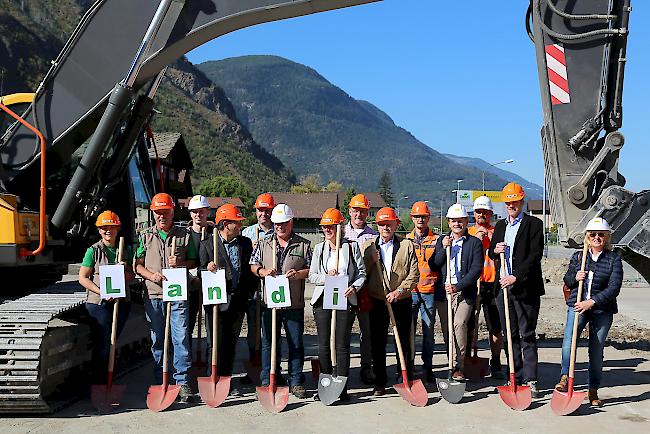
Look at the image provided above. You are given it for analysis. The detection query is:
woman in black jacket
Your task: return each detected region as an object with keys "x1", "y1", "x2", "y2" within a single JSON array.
[{"x1": 555, "y1": 217, "x2": 623, "y2": 407}]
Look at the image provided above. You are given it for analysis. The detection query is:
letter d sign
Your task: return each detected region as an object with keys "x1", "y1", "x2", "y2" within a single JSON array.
[{"x1": 265, "y1": 275, "x2": 291, "y2": 308}]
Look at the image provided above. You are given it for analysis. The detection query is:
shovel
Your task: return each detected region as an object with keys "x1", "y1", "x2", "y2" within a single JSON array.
[
  {"x1": 198, "y1": 231, "x2": 231, "y2": 407},
  {"x1": 318, "y1": 226, "x2": 348, "y2": 405},
  {"x1": 91, "y1": 237, "x2": 127, "y2": 411},
  {"x1": 193, "y1": 228, "x2": 208, "y2": 368},
  {"x1": 464, "y1": 280, "x2": 489, "y2": 381},
  {"x1": 147, "y1": 302, "x2": 181, "y2": 411},
  {"x1": 496, "y1": 252, "x2": 531, "y2": 411},
  {"x1": 437, "y1": 246, "x2": 466, "y2": 404},
  {"x1": 550, "y1": 240, "x2": 589, "y2": 415},
  {"x1": 256, "y1": 238, "x2": 289, "y2": 413}
]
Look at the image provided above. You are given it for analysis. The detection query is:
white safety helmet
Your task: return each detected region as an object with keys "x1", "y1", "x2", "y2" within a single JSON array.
[
  {"x1": 446, "y1": 203, "x2": 469, "y2": 219},
  {"x1": 585, "y1": 217, "x2": 611, "y2": 232},
  {"x1": 188, "y1": 194, "x2": 210, "y2": 210},
  {"x1": 271, "y1": 204, "x2": 295, "y2": 224},
  {"x1": 473, "y1": 195, "x2": 494, "y2": 212}
]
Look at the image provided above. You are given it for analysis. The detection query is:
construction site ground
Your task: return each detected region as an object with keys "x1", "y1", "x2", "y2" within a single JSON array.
[{"x1": 1, "y1": 272, "x2": 648, "y2": 433}]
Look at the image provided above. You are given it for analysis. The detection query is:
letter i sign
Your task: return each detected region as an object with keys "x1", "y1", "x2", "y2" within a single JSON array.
[{"x1": 324, "y1": 275, "x2": 348, "y2": 310}]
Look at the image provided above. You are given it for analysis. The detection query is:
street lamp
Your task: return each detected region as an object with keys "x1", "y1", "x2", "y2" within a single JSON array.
[
  {"x1": 397, "y1": 195, "x2": 409, "y2": 217},
  {"x1": 482, "y1": 159, "x2": 514, "y2": 191},
  {"x1": 455, "y1": 180, "x2": 463, "y2": 202}
]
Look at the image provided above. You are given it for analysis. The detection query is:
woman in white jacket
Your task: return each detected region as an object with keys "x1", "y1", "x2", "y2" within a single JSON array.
[{"x1": 309, "y1": 208, "x2": 366, "y2": 401}]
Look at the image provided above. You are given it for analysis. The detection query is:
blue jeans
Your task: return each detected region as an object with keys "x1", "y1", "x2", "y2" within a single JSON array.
[
  {"x1": 411, "y1": 292, "x2": 448, "y2": 370},
  {"x1": 560, "y1": 307, "x2": 613, "y2": 389},
  {"x1": 144, "y1": 298, "x2": 191, "y2": 385},
  {"x1": 85, "y1": 300, "x2": 131, "y2": 381},
  {"x1": 261, "y1": 307, "x2": 305, "y2": 387}
]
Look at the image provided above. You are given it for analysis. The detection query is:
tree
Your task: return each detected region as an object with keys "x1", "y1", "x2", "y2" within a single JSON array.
[
  {"x1": 290, "y1": 174, "x2": 322, "y2": 193},
  {"x1": 324, "y1": 181, "x2": 343, "y2": 192},
  {"x1": 197, "y1": 175, "x2": 251, "y2": 201},
  {"x1": 342, "y1": 186, "x2": 356, "y2": 211},
  {"x1": 378, "y1": 170, "x2": 394, "y2": 207}
]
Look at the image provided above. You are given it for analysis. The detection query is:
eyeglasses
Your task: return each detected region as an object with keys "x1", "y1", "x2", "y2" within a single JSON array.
[{"x1": 588, "y1": 232, "x2": 607, "y2": 238}]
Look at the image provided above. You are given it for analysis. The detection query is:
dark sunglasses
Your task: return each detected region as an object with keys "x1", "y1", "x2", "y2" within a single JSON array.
[{"x1": 588, "y1": 232, "x2": 607, "y2": 238}]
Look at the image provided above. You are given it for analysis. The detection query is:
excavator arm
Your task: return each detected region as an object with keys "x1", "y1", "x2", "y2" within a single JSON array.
[{"x1": 530, "y1": 0, "x2": 649, "y2": 282}]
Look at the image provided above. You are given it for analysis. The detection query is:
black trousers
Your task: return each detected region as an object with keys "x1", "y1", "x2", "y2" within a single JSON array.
[
  {"x1": 313, "y1": 300, "x2": 355, "y2": 380},
  {"x1": 204, "y1": 304, "x2": 244, "y2": 376},
  {"x1": 369, "y1": 297, "x2": 413, "y2": 388},
  {"x1": 495, "y1": 288, "x2": 540, "y2": 382}
]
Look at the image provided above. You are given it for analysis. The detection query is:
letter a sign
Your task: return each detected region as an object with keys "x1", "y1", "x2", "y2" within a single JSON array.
[
  {"x1": 99, "y1": 264, "x2": 127, "y2": 299},
  {"x1": 323, "y1": 275, "x2": 348, "y2": 310},
  {"x1": 201, "y1": 269, "x2": 227, "y2": 305},
  {"x1": 264, "y1": 275, "x2": 291, "y2": 308},
  {"x1": 162, "y1": 268, "x2": 188, "y2": 302}
]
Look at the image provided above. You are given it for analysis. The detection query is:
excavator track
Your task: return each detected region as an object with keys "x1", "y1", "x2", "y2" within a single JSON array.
[{"x1": 0, "y1": 281, "x2": 150, "y2": 413}]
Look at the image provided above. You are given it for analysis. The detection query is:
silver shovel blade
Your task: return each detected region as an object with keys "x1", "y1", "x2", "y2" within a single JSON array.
[
  {"x1": 318, "y1": 374, "x2": 347, "y2": 406},
  {"x1": 436, "y1": 377, "x2": 465, "y2": 404}
]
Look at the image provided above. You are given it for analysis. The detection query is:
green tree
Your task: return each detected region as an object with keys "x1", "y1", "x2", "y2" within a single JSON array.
[
  {"x1": 324, "y1": 181, "x2": 343, "y2": 192},
  {"x1": 378, "y1": 170, "x2": 394, "y2": 207},
  {"x1": 342, "y1": 186, "x2": 356, "y2": 211},
  {"x1": 290, "y1": 174, "x2": 322, "y2": 193},
  {"x1": 197, "y1": 175, "x2": 251, "y2": 202}
]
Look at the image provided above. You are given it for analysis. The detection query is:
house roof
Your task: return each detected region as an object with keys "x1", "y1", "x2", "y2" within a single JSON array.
[
  {"x1": 269, "y1": 192, "x2": 339, "y2": 219},
  {"x1": 337, "y1": 192, "x2": 387, "y2": 209},
  {"x1": 527, "y1": 200, "x2": 549, "y2": 213},
  {"x1": 148, "y1": 132, "x2": 193, "y2": 169},
  {"x1": 178, "y1": 197, "x2": 245, "y2": 209}
]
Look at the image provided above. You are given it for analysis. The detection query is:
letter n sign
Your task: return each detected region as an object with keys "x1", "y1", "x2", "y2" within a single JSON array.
[
  {"x1": 201, "y1": 269, "x2": 227, "y2": 305},
  {"x1": 264, "y1": 275, "x2": 291, "y2": 308},
  {"x1": 323, "y1": 275, "x2": 348, "y2": 310},
  {"x1": 99, "y1": 264, "x2": 127, "y2": 299}
]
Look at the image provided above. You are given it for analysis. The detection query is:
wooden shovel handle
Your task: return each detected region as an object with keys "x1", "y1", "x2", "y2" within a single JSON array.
[
  {"x1": 500, "y1": 252, "x2": 516, "y2": 376},
  {"x1": 330, "y1": 224, "x2": 342, "y2": 366},
  {"x1": 107, "y1": 299, "x2": 119, "y2": 373},
  {"x1": 117, "y1": 237, "x2": 124, "y2": 263},
  {"x1": 212, "y1": 304, "x2": 218, "y2": 371},
  {"x1": 568, "y1": 240, "x2": 590, "y2": 378},
  {"x1": 385, "y1": 300, "x2": 407, "y2": 373},
  {"x1": 473, "y1": 280, "x2": 482, "y2": 353},
  {"x1": 162, "y1": 302, "x2": 172, "y2": 375},
  {"x1": 446, "y1": 246, "x2": 454, "y2": 371},
  {"x1": 213, "y1": 231, "x2": 218, "y2": 267},
  {"x1": 270, "y1": 238, "x2": 278, "y2": 376}
]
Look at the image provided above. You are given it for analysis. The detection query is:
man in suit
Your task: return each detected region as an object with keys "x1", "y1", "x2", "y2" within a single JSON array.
[
  {"x1": 362, "y1": 207, "x2": 419, "y2": 396},
  {"x1": 489, "y1": 182, "x2": 544, "y2": 398},
  {"x1": 431, "y1": 203, "x2": 483, "y2": 381}
]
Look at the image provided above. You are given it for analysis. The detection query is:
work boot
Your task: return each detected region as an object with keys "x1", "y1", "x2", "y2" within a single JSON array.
[
  {"x1": 178, "y1": 384, "x2": 194, "y2": 403},
  {"x1": 360, "y1": 367, "x2": 375, "y2": 385},
  {"x1": 555, "y1": 374, "x2": 569, "y2": 393},
  {"x1": 339, "y1": 389, "x2": 350, "y2": 402},
  {"x1": 373, "y1": 386, "x2": 386, "y2": 396},
  {"x1": 528, "y1": 380, "x2": 540, "y2": 399},
  {"x1": 588, "y1": 389, "x2": 603, "y2": 407},
  {"x1": 490, "y1": 359, "x2": 505, "y2": 380},
  {"x1": 291, "y1": 384, "x2": 307, "y2": 399},
  {"x1": 229, "y1": 386, "x2": 243, "y2": 397},
  {"x1": 425, "y1": 369, "x2": 436, "y2": 384},
  {"x1": 239, "y1": 374, "x2": 253, "y2": 385}
]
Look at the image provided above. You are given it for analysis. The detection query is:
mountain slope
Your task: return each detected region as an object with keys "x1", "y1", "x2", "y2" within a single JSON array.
[{"x1": 198, "y1": 55, "x2": 513, "y2": 199}]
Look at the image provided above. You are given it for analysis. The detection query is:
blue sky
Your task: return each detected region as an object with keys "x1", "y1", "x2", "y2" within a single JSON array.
[{"x1": 187, "y1": 0, "x2": 649, "y2": 192}]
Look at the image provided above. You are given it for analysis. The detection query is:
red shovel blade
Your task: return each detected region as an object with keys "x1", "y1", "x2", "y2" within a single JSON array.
[
  {"x1": 497, "y1": 382, "x2": 531, "y2": 411},
  {"x1": 464, "y1": 355, "x2": 489, "y2": 381},
  {"x1": 91, "y1": 384, "x2": 126, "y2": 412},
  {"x1": 147, "y1": 384, "x2": 181, "y2": 412},
  {"x1": 256, "y1": 385, "x2": 289, "y2": 413},
  {"x1": 550, "y1": 386, "x2": 587, "y2": 415},
  {"x1": 394, "y1": 371, "x2": 428, "y2": 407},
  {"x1": 198, "y1": 375, "x2": 231, "y2": 408},
  {"x1": 310, "y1": 357, "x2": 320, "y2": 381}
]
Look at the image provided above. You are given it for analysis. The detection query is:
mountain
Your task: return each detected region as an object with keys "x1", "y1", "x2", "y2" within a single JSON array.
[
  {"x1": 197, "y1": 55, "x2": 515, "y2": 201},
  {"x1": 0, "y1": 1, "x2": 292, "y2": 195},
  {"x1": 443, "y1": 154, "x2": 544, "y2": 199}
]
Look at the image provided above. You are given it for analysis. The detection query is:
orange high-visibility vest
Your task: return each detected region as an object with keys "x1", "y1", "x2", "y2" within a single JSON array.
[
  {"x1": 468, "y1": 224, "x2": 496, "y2": 283},
  {"x1": 406, "y1": 229, "x2": 439, "y2": 293}
]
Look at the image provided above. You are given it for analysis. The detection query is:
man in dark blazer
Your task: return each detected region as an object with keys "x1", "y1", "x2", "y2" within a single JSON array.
[
  {"x1": 200, "y1": 204, "x2": 256, "y2": 396},
  {"x1": 431, "y1": 203, "x2": 483, "y2": 381},
  {"x1": 488, "y1": 182, "x2": 544, "y2": 398}
]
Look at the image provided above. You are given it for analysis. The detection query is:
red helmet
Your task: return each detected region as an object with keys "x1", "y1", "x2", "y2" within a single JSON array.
[
  {"x1": 215, "y1": 203, "x2": 245, "y2": 225},
  {"x1": 376, "y1": 207, "x2": 400, "y2": 224},
  {"x1": 254, "y1": 193, "x2": 275, "y2": 210},
  {"x1": 319, "y1": 208, "x2": 344, "y2": 225},
  {"x1": 150, "y1": 193, "x2": 175, "y2": 210}
]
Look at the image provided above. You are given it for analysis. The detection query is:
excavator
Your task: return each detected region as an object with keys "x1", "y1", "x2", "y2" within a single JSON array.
[{"x1": 0, "y1": 0, "x2": 647, "y2": 413}]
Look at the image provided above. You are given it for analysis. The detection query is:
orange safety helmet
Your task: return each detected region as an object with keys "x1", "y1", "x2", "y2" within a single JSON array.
[
  {"x1": 150, "y1": 192, "x2": 175, "y2": 210},
  {"x1": 501, "y1": 182, "x2": 526, "y2": 202},
  {"x1": 320, "y1": 208, "x2": 344, "y2": 226},
  {"x1": 349, "y1": 194, "x2": 370, "y2": 209},
  {"x1": 215, "y1": 203, "x2": 245, "y2": 225},
  {"x1": 375, "y1": 207, "x2": 400, "y2": 224},
  {"x1": 95, "y1": 210, "x2": 121, "y2": 227},
  {"x1": 410, "y1": 201, "x2": 430, "y2": 216},
  {"x1": 254, "y1": 193, "x2": 275, "y2": 210}
]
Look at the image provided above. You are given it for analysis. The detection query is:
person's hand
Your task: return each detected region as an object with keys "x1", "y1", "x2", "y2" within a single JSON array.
[
  {"x1": 168, "y1": 255, "x2": 182, "y2": 268},
  {"x1": 574, "y1": 299, "x2": 595, "y2": 314},
  {"x1": 442, "y1": 236, "x2": 451, "y2": 248},
  {"x1": 345, "y1": 286, "x2": 356, "y2": 297},
  {"x1": 385, "y1": 290, "x2": 401, "y2": 303},
  {"x1": 260, "y1": 268, "x2": 277, "y2": 278},
  {"x1": 327, "y1": 269, "x2": 338, "y2": 276},
  {"x1": 494, "y1": 242, "x2": 506, "y2": 254},
  {"x1": 207, "y1": 261, "x2": 217, "y2": 272},
  {"x1": 285, "y1": 269, "x2": 298, "y2": 280},
  {"x1": 475, "y1": 230, "x2": 487, "y2": 241},
  {"x1": 576, "y1": 271, "x2": 586, "y2": 282},
  {"x1": 150, "y1": 272, "x2": 166, "y2": 284},
  {"x1": 500, "y1": 274, "x2": 516, "y2": 289},
  {"x1": 445, "y1": 283, "x2": 458, "y2": 294}
]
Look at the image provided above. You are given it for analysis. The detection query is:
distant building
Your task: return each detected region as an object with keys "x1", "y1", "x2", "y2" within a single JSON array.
[
  {"x1": 178, "y1": 196, "x2": 245, "y2": 221},
  {"x1": 148, "y1": 132, "x2": 194, "y2": 203},
  {"x1": 527, "y1": 199, "x2": 552, "y2": 227}
]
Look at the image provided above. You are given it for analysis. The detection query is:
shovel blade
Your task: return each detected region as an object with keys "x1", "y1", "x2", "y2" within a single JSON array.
[
  {"x1": 90, "y1": 384, "x2": 126, "y2": 412},
  {"x1": 317, "y1": 374, "x2": 347, "y2": 406},
  {"x1": 550, "y1": 389, "x2": 587, "y2": 416},
  {"x1": 146, "y1": 384, "x2": 181, "y2": 412},
  {"x1": 256, "y1": 385, "x2": 289, "y2": 413},
  {"x1": 464, "y1": 356, "x2": 489, "y2": 381},
  {"x1": 436, "y1": 377, "x2": 465, "y2": 404},
  {"x1": 497, "y1": 384, "x2": 531, "y2": 411},
  {"x1": 310, "y1": 358, "x2": 320, "y2": 381},
  {"x1": 394, "y1": 379, "x2": 428, "y2": 407},
  {"x1": 197, "y1": 375, "x2": 231, "y2": 408}
]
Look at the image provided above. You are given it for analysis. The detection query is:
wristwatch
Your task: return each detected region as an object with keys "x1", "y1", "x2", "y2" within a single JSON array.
[{"x1": 397, "y1": 288, "x2": 406, "y2": 295}]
